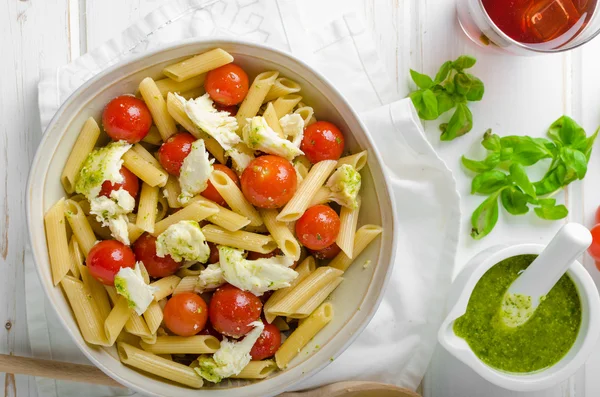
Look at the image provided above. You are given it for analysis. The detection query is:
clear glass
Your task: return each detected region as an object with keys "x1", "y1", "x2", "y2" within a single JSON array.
[{"x1": 457, "y1": 0, "x2": 600, "y2": 55}]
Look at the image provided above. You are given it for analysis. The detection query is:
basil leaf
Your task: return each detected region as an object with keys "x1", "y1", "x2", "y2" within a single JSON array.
[
  {"x1": 454, "y1": 73, "x2": 484, "y2": 101},
  {"x1": 434, "y1": 61, "x2": 453, "y2": 83},
  {"x1": 409, "y1": 91, "x2": 424, "y2": 114},
  {"x1": 410, "y1": 69, "x2": 434, "y2": 89},
  {"x1": 560, "y1": 147, "x2": 588, "y2": 179},
  {"x1": 453, "y1": 55, "x2": 477, "y2": 70},
  {"x1": 471, "y1": 170, "x2": 508, "y2": 194},
  {"x1": 573, "y1": 126, "x2": 599, "y2": 160},
  {"x1": 501, "y1": 187, "x2": 529, "y2": 215},
  {"x1": 534, "y1": 203, "x2": 569, "y2": 220},
  {"x1": 440, "y1": 103, "x2": 473, "y2": 141},
  {"x1": 534, "y1": 163, "x2": 567, "y2": 196},
  {"x1": 499, "y1": 136, "x2": 553, "y2": 166},
  {"x1": 461, "y1": 153, "x2": 501, "y2": 173},
  {"x1": 537, "y1": 198, "x2": 556, "y2": 206},
  {"x1": 435, "y1": 90, "x2": 455, "y2": 115},
  {"x1": 481, "y1": 129, "x2": 501, "y2": 152},
  {"x1": 547, "y1": 115, "x2": 586, "y2": 147},
  {"x1": 509, "y1": 163, "x2": 536, "y2": 198},
  {"x1": 418, "y1": 89, "x2": 439, "y2": 120},
  {"x1": 443, "y1": 80, "x2": 455, "y2": 94},
  {"x1": 471, "y1": 191, "x2": 500, "y2": 240}
]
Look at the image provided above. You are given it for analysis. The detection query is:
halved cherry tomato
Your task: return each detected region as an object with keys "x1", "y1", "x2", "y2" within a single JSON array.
[
  {"x1": 163, "y1": 293, "x2": 208, "y2": 336},
  {"x1": 595, "y1": 206, "x2": 600, "y2": 224},
  {"x1": 201, "y1": 164, "x2": 240, "y2": 206},
  {"x1": 99, "y1": 166, "x2": 140, "y2": 199},
  {"x1": 207, "y1": 242, "x2": 220, "y2": 264},
  {"x1": 87, "y1": 240, "x2": 136, "y2": 285},
  {"x1": 310, "y1": 243, "x2": 341, "y2": 260},
  {"x1": 250, "y1": 323, "x2": 281, "y2": 360},
  {"x1": 301, "y1": 121, "x2": 345, "y2": 163},
  {"x1": 209, "y1": 284, "x2": 262, "y2": 338},
  {"x1": 102, "y1": 96, "x2": 152, "y2": 143},
  {"x1": 296, "y1": 205, "x2": 341, "y2": 250},
  {"x1": 241, "y1": 155, "x2": 297, "y2": 209},
  {"x1": 588, "y1": 225, "x2": 600, "y2": 261},
  {"x1": 133, "y1": 233, "x2": 181, "y2": 278},
  {"x1": 205, "y1": 64, "x2": 249, "y2": 106},
  {"x1": 158, "y1": 132, "x2": 196, "y2": 176},
  {"x1": 214, "y1": 103, "x2": 238, "y2": 116}
]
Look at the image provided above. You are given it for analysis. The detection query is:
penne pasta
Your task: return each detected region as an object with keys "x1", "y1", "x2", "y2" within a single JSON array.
[
  {"x1": 173, "y1": 275, "x2": 199, "y2": 295},
  {"x1": 263, "y1": 102, "x2": 284, "y2": 137},
  {"x1": 163, "y1": 175, "x2": 182, "y2": 209},
  {"x1": 150, "y1": 275, "x2": 181, "y2": 301},
  {"x1": 125, "y1": 313, "x2": 152, "y2": 338},
  {"x1": 143, "y1": 301, "x2": 164, "y2": 335},
  {"x1": 308, "y1": 186, "x2": 331, "y2": 207},
  {"x1": 179, "y1": 86, "x2": 205, "y2": 100},
  {"x1": 273, "y1": 94, "x2": 302, "y2": 118},
  {"x1": 142, "y1": 126, "x2": 163, "y2": 146},
  {"x1": 140, "y1": 335, "x2": 220, "y2": 354},
  {"x1": 128, "y1": 222, "x2": 146, "y2": 244},
  {"x1": 165, "y1": 92, "x2": 226, "y2": 164},
  {"x1": 64, "y1": 199, "x2": 97, "y2": 258},
  {"x1": 272, "y1": 317, "x2": 290, "y2": 331},
  {"x1": 231, "y1": 360, "x2": 277, "y2": 379},
  {"x1": 329, "y1": 224, "x2": 383, "y2": 272},
  {"x1": 105, "y1": 296, "x2": 134, "y2": 346},
  {"x1": 131, "y1": 143, "x2": 163, "y2": 169},
  {"x1": 277, "y1": 160, "x2": 337, "y2": 222},
  {"x1": 67, "y1": 237, "x2": 81, "y2": 279},
  {"x1": 117, "y1": 342, "x2": 204, "y2": 388},
  {"x1": 77, "y1": 255, "x2": 112, "y2": 321},
  {"x1": 136, "y1": 183, "x2": 160, "y2": 233},
  {"x1": 61, "y1": 117, "x2": 101, "y2": 193},
  {"x1": 236, "y1": 71, "x2": 279, "y2": 133},
  {"x1": 184, "y1": 195, "x2": 250, "y2": 232},
  {"x1": 155, "y1": 74, "x2": 206, "y2": 97},
  {"x1": 260, "y1": 209, "x2": 301, "y2": 260},
  {"x1": 291, "y1": 277, "x2": 343, "y2": 318},
  {"x1": 337, "y1": 150, "x2": 368, "y2": 171},
  {"x1": 275, "y1": 303, "x2": 334, "y2": 369},
  {"x1": 264, "y1": 257, "x2": 316, "y2": 323},
  {"x1": 156, "y1": 195, "x2": 168, "y2": 222},
  {"x1": 263, "y1": 77, "x2": 301, "y2": 103},
  {"x1": 209, "y1": 170, "x2": 263, "y2": 226},
  {"x1": 86, "y1": 215, "x2": 113, "y2": 240},
  {"x1": 294, "y1": 106, "x2": 314, "y2": 126},
  {"x1": 123, "y1": 149, "x2": 168, "y2": 187},
  {"x1": 163, "y1": 48, "x2": 233, "y2": 82},
  {"x1": 152, "y1": 200, "x2": 219, "y2": 236},
  {"x1": 44, "y1": 198, "x2": 71, "y2": 286},
  {"x1": 336, "y1": 196, "x2": 362, "y2": 258},
  {"x1": 139, "y1": 77, "x2": 178, "y2": 141},
  {"x1": 202, "y1": 224, "x2": 277, "y2": 254}
]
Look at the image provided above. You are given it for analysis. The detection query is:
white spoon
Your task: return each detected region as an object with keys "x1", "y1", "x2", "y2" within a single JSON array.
[{"x1": 501, "y1": 223, "x2": 592, "y2": 327}]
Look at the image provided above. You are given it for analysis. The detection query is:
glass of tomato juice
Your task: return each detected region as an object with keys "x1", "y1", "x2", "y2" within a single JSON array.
[{"x1": 457, "y1": 0, "x2": 600, "y2": 54}]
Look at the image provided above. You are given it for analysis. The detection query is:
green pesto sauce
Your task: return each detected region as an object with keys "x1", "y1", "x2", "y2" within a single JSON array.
[{"x1": 453, "y1": 254, "x2": 581, "y2": 373}]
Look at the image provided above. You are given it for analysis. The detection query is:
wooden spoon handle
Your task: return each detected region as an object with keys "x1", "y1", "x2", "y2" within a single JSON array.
[
  {"x1": 0, "y1": 354, "x2": 123, "y2": 388},
  {"x1": 279, "y1": 381, "x2": 421, "y2": 397}
]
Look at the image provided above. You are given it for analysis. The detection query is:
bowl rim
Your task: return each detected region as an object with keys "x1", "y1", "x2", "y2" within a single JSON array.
[
  {"x1": 26, "y1": 37, "x2": 399, "y2": 396},
  {"x1": 438, "y1": 243, "x2": 600, "y2": 392}
]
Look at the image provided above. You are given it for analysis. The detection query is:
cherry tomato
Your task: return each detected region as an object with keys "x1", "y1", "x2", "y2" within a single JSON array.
[
  {"x1": 241, "y1": 155, "x2": 297, "y2": 209},
  {"x1": 250, "y1": 323, "x2": 281, "y2": 360},
  {"x1": 214, "y1": 103, "x2": 238, "y2": 116},
  {"x1": 301, "y1": 121, "x2": 345, "y2": 163},
  {"x1": 201, "y1": 164, "x2": 240, "y2": 206},
  {"x1": 208, "y1": 242, "x2": 220, "y2": 264},
  {"x1": 163, "y1": 293, "x2": 208, "y2": 336},
  {"x1": 132, "y1": 233, "x2": 181, "y2": 278},
  {"x1": 296, "y1": 205, "x2": 340, "y2": 250},
  {"x1": 209, "y1": 284, "x2": 262, "y2": 338},
  {"x1": 310, "y1": 243, "x2": 341, "y2": 260},
  {"x1": 102, "y1": 96, "x2": 152, "y2": 143},
  {"x1": 98, "y1": 166, "x2": 140, "y2": 199},
  {"x1": 87, "y1": 240, "x2": 136, "y2": 285},
  {"x1": 158, "y1": 132, "x2": 196, "y2": 176},
  {"x1": 205, "y1": 64, "x2": 249, "y2": 106},
  {"x1": 595, "y1": 206, "x2": 600, "y2": 224},
  {"x1": 198, "y1": 322, "x2": 224, "y2": 341},
  {"x1": 588, "y1": 225, "x2": 600, "y2": 261}
]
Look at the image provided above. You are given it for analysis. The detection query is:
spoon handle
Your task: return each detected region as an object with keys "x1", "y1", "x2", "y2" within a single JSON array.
[{"x1": 509, "y1": 223, "x2": 591, "y2": 299}]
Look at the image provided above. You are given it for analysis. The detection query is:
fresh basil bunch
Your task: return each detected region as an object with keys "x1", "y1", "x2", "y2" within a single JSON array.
[
  {"x1": 409, "y1": 55, "x2": 484, "y2": 141},
  {"x1": 464, "y1": 116, "x2": 598, "y2": 240}
]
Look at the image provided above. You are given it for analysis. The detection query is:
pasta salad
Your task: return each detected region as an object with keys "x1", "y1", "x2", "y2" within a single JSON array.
[{"x1": 44, "y1": 48, "x2": 382, "y2": 388}]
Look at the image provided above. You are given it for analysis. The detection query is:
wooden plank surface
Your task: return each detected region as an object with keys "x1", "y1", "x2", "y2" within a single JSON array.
[{"x1": 2, "y1": 0, "x2": 599, "y2": 396}]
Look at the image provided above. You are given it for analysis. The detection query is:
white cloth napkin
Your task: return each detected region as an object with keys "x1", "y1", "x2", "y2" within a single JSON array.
[{"x1": 30, "y1": 1, "x2": 461, "y2": 396}]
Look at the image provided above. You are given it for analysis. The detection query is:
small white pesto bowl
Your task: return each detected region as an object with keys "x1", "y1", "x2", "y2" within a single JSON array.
[
  {"x1": 26, "y1": 39, "x2": 398, "y2": 397},
  {"x1": 438, "y1": 243, "x2": 600, "y2": 392}
]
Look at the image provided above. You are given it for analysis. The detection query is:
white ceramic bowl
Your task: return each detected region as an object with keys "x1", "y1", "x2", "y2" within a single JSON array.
[
  {"x1": 438, "y1": 243, "x2": 600, "y2": 392},
  {"x1": 26, "y1": 39, "x2": 398, "y2": 397}
]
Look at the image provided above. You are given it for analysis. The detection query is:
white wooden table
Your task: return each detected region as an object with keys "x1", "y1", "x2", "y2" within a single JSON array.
[{"x1": 3, "y1": 0, "x2": 600, "y2": 396}]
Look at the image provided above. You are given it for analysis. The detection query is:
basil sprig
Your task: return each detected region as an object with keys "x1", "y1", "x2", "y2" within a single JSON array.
[
  {"x1": 464, "y1": 116, "x2": 598, "y2": 240},
  {"x1": 409, "y1": 55, "x2": 484, "y2": 141}
]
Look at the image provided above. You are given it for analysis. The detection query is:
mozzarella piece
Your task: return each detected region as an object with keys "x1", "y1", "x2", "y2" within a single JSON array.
[
  {"x1": 196, "y1": 263, "x2": 226, "y2": 293},
  {"x1": 114, "y1": 262, "x2": 158, "y2": 315},
  {"x1": 325, "y1": 164, "x2": 362, "y2": 209},
  {"x1": 242, "y1": 116, "x2": 304, "y2": 161},
  {"x1": 279, "y1": 113, "x2": 305, "y2": 147},
  {"x1": 89, "y1": 188, "x2": 135, "y2": 245},
  {"x1": 155, "y1": 220, "x2": 210, "y2": 263},
  {"x1": 194, "y1": 321, "x2": 264, "y2": 383},
  {"x1": 177, "y1": 93, "x2": 241, "y2": 151},
  {"x1": 218, "y1": 246, "x2": 297, "y2": 296},
  {"x1": 178, "y1": 139, "x2": 214, "y2": 205},
  {"x1": 75, "y1": 141, "x2": 132, "y2": 199},
  {"x1": 226, "y1": 144, "x2": 255, "y2": 174}
]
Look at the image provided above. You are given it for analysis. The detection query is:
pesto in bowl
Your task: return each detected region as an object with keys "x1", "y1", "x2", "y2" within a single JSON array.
[{"x1": 453, "y1": 254, "x2": 581, "y2": 373}]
